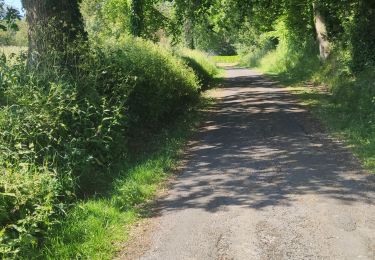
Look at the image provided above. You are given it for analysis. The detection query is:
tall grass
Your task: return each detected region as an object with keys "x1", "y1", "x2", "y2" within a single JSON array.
[
  {"x1": 177, "y1": 49, "x2": 220, "y2": 90},
  {"x1": 212, "y1": 55, "x2": 240, "y2": 64},
  {"x1": 30, "y1": 96, "x2": 210, "y2": 259}
]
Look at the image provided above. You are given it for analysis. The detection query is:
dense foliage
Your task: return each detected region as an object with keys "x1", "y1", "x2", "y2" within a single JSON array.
[
  {"x1": 0, "y1": 35, "x2": 206, "y2": 256},
  {"x1": 0, "y1": 20, "x2": 27, "y2": 46},
  {"x1": 231, "y1": 0, "x2": 375, "y2": 173},
  {"x1": 0, "y1": 0, "x2": 20, "y2": 32},
  {"x1": 177, "y1": 48, "x2": 219, "y2": 90},
  {"x1": 1, "y1": 0, "x2": 374, "y2": 258}
]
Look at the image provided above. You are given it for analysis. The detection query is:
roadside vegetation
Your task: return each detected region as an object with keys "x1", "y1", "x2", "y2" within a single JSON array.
[
  {"x1": 0, "y1": 35, "x2": 215, "y2": 257},
  {"x1": 30, "y1": 96, "x2": 212, "y2": 259},
  {"x1": 212, "y1": 56, "x2": 240, "y2": 64},
  {"x1": 237, "y1": 4, "x2": 375, "y2": 173},
  {"x1": 1, "y1": 0, "x2": 374, "y2": 258},
  {"x1": 0, "y1": 1, "x2": 218, "y2": 258},
  {"x1": 177, "y1": 49, "x2": 220, "y2": 90}
]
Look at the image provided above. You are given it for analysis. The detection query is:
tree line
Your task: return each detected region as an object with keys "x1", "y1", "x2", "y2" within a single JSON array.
[{"x1": 4, "y1": 1, "x2": 371, "y2": 74}]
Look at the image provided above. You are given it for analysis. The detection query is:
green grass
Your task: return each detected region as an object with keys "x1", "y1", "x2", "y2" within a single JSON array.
[
  {"x1": 43, "y1": 201, "x2": 137, "y2": 259},
  {"x1": 240, "y1": 28, "x2": 375, "y2": 173},
  {"x1": 177, "y1": 49, "x2": 220, "y2": 90},
  {"x1": 1, "y1": 37, "x2": 202, "y2": 258},
  {"x1": 292, "y1": 85, "x2": 375, "y2": 172},
  {"x1": 211, "y1": 55, "x2": 240, "y2": 63},
  {"x1": 31, "y1": 95, "x2": 214, "y2": 259},
  {"x1": 268, "y1": 73, "x2": 375, "y2": 173}
]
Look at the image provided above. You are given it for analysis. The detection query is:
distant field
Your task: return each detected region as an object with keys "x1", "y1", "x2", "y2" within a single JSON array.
[
  {"x1": 211, "y1": 55, "x2": 240, "y2": 63},
  {"x1": 0, "y1": 45, "x2": 27, "y2": 59}
]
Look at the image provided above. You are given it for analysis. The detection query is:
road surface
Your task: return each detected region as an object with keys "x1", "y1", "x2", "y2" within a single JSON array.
[{"x1": 133, "y1": 67, "x2": 375, "y2": 260}]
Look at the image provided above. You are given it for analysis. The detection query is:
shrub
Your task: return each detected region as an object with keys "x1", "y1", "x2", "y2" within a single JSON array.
[
  {"x1": 104, "y1": 38, "x2": 200, "y2": 128},
  {"x1": 177, "y1": 49, "x2": 219, "y2": 90},
  {"x1": 0, "y1": 37, "x2": 200, "y2": 257},
  {"x1": 0, "y1": 166, "x2": 60, "y2": 257},
  {"x1": 240, "y1": 19, "x2": 320, "y2": 81},
  {"x1": 0, "y1": 51, "x2": 126, "y2": 257}
]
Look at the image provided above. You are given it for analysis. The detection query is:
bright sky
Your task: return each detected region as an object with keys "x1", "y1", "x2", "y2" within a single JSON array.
[{"x1": 4, "y1": 0, "x2": 23, "y2": 12}]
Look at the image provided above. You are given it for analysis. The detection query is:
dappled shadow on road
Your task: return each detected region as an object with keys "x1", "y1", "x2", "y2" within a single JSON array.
[{"x1": 156, "y1": 68, "x2": 375, "y2": 214}]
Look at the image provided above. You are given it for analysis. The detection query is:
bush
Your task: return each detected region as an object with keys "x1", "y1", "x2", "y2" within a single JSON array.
[
  {"x1": 240, "y1": 19, "x2": 320, "y2": 81},
  {"x1": 177, "y1": 49, "x2": 219, "y2": 91},
  {"x1": 0, "y1": 50, "x2": 126, "y2": 257},
  {"x1": 0, "y1": 37, "x2": 200, "y2": 257},
  {"x1": 107, "y1": 38, "x2": 200, "y2": 127},
  {"x1": 0, "y1": 166, "x2": 60, "y2": 257}
]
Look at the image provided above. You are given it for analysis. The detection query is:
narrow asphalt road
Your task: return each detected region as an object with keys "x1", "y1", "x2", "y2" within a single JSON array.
[{"x1": 138, "y1": 68, "x2": 375, "y2": 259}]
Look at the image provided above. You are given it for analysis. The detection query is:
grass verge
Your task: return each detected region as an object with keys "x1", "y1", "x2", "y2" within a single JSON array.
[
  {"x1": 177, "y1": 49, "x2": 220, "y2": 90},
  {"x1": 211, "y1": 55, "x2": 240, "y2": 64},
  {"x1": 32, "y1": 95, "x2": 214, "y2": 259},
  {"x1": 267, "y1": 73, "x2": 375, "y2": 173}
]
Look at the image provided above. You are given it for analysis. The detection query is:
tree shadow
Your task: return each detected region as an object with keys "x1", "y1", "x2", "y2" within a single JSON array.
[{"x1": 154, "y1": 67, "x2": 375, "y2": 214}]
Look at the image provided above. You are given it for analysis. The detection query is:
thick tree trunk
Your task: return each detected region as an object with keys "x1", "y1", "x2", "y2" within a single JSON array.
[
  {"x1": 313, "y1": 3, "x2": 330, "y2": 61},
  {"x1": 130, "y1": 0, "x2": 144, "y2": 37},
  {"x1": 22, "y1": 0, "x2": 86, "y2": 65}
]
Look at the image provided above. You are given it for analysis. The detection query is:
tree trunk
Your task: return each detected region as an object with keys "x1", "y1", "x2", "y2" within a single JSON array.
[
  {"x1": 130, "y1": 0, "x2": 144, "y2": 37},
  {"x1": 22, "y1": 0, "x2": 86, "y2": 65},
  {"x1": 313, "y1": 2, "x2": 330, "y2": 61},
  {"x1": 184, "y1": 18, "x2": 195, "y2": 49}
]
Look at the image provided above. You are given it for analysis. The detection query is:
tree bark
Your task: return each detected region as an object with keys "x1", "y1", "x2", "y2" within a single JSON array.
[
  {"x1": 313, "y1": 2, "x2": 330, "y2": 61},
  {"x1": 130, "y1": 0, "x2": 144, "y2": 37},
  {"x1": 22, "y1": 0, "x2": 86, "y2": 65},
  {"x1": 184, "y1": 18, "x2": 195, "y2": 49}
]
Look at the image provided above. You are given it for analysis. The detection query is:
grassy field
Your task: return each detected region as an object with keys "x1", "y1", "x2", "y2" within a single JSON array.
[{"x1": 0, "y1": 45, "x2": 27, "y2": 57}]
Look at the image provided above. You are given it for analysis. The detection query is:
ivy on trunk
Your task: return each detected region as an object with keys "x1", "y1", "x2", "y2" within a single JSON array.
[{"x1": 22, "y1": 0, "x2": 86, "y2": 66}]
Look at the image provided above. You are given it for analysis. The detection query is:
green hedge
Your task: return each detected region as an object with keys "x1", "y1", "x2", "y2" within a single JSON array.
[
  {"x1": 177, "y1": 49, "x2": 219, "y2": 91},
  {"x1": 0, "y1": 37, "x2": 200, "y2": 257}
]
